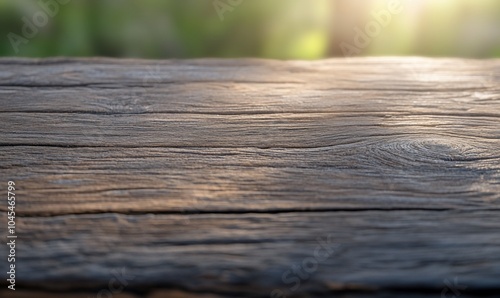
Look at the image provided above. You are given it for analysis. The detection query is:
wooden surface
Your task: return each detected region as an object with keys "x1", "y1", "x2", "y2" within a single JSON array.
[{"x1": 0, "y1": 57, "x2": 499, "y2": 297}]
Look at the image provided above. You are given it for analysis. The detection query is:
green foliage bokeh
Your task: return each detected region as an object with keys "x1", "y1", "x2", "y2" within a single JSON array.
[{"x1": 0, "y1": 0, "x2": 499, "y2": 59}]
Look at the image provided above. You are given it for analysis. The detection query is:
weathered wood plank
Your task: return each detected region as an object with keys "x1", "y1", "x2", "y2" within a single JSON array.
[
  {"x1": 0, "y1": 58, "x2": 498, "y2": 116},
  {"x1": 1, "y1": 113, "x2": 499, "y2": 147},
  {"x1": 0, "y1": 57, "x2": 499, "y2": 297},
  {"x1": 0, "y1": 57, "x2": 498, "y2": 89},
  {"x1": 2, "y1": 85, "x2": 498, "y2": 116},
  {"x1": 2, "y1": 211, "x2": 499, "y2": 297},
  {"x1": 0, "y1": 146, "x2": 498, "y2": 216}
]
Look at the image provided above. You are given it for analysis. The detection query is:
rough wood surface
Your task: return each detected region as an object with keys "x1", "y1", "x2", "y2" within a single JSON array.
[{"x1": 0, "y1": 57, "x2": 499, "y2": 297}]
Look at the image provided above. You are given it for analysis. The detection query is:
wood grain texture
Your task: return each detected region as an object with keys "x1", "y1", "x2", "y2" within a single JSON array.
[
  {"x1": 0, "y1": 146, "x2": 499, "y2": 216},
  {"x1": 0, "y1": 57, "x2": 499, "y2": 297},
  {"x1": 3, "y1": 211, "x2": 500, "y2": 297}
]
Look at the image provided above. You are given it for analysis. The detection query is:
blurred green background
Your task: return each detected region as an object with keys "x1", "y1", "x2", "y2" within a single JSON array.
[{"x1": 1, "y1": 0, "x2": 499, "y2": 59}]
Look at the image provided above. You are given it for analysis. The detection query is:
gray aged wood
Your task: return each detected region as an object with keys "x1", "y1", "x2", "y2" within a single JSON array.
[{"x1": 0, "y1": 57, "x2": 499, "y2": 297}]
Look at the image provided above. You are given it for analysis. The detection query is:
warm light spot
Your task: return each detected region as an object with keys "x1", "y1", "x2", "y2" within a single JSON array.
[{"x1": 288, "y1": 31, "x2": 328, "y2": 60}]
